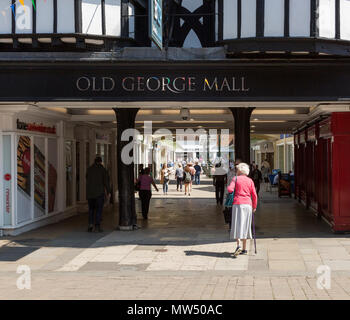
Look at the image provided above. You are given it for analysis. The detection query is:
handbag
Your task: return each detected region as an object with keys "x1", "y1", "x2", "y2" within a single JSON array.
[
  {"x1": 135, "y1": 179, "x2": 141, "y2": 191},
  {"x1": 223, "y1": 176, "x2": 237, "y2": 224}
]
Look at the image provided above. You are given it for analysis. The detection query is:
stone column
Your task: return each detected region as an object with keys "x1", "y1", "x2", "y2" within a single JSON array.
[
  {"x1": 113, "y1": 108, "x2": 139, "y2": 230},
  {"x1": 229, "y1": 108, "x2": 255, "y2": 164}
]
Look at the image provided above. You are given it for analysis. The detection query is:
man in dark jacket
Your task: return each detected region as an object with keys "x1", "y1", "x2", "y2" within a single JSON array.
[{"x1": 86, "y1": 156, "x2": 111, "y2": 232}]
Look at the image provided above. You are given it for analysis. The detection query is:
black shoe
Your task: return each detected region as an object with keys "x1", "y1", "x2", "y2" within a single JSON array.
[
  {"x1": 95, "y1": 225, "x2": 103, "y2": 233},
  {"x1": 240, "y1": 250, "x2": 248, "y2": 255},
  {"x1": 142, "y1": 215, "x2": 148, "y2": 220},
  {"x1": 232, "y1": 246, "x2": 242, "y2": 258},
  {"x1": 88, "y1": 224, "x2": 94, "y2": 232}
]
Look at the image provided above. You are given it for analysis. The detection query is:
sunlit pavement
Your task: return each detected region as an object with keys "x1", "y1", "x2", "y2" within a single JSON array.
[{"x1": 0, "y1": 177, "x2": 350, "y2": 300}]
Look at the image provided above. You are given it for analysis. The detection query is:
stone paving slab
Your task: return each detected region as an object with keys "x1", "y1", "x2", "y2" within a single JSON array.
[{"x1": 0, "y1": 189, "x2": 350, "y2": 300}]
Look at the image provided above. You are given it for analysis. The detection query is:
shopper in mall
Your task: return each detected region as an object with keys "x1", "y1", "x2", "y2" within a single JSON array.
[
  {"x1": 175, "y1": 163, "x2": 184, "y2": 192},
  {"x1": 227, "y1": 163, "x2": 258, "y2": 257},
  {"x1": 137, "y1": 167, "x2": 159, "y2": 219},
  {"x1": 86, "y1": 156, "x2": 111, "y2": 232}
]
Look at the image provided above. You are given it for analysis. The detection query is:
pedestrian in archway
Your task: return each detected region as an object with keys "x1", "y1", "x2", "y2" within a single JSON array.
[
  {"x1": 86, "y1": 156, "x2": 111, "y2": 232},
  {"x1": 187, "y1": 162, "x2": 196, "y2": 193},
  {"x1": 250, "y1": 164, "x2": 263, "y2": 196},
  {"x1": 227, "y1": 162, "x2": 258, "y2": 257},
  {"x1": 213, "y1": 162, "x2": 227, "y2": 205},
  {"x1": 194, "y1": 161, "x2": 202, "y2": 185},
  {"x1": 183, "y1": 164, "x2": 192, "y2": 196},
  {"x1": 175, "y1": 163, "x2": 184, "y2": 192},
  {"x1": 160, "y1": 163, "x2": 171, "y2": 195},
  {"x1": 137, "y1": 168, "x2": 159, "y2": 219}
]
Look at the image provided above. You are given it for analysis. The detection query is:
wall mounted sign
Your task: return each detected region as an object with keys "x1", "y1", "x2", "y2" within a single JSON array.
[
  {"x1": 17, "y1": 119, "x2": 56, "y2": 134},
  {"x1": 4, "y1": 174, "x2": 11, "y2": 181},
  {"x1": 76, "y1": 76, "x2": 250, "y2": 94},
  {"x1": 2, "y1": 63, "x2": 350, "y2": 102},
  {"x1": 149, "y1": 0, "x2": 163, "y2": 49}
]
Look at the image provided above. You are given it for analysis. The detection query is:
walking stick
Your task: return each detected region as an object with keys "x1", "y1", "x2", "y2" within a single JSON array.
[{"x1": 252, "y1": 211, "x2": 257, "y2": 254}]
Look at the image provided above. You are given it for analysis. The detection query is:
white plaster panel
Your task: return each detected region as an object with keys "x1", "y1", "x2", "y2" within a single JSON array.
[
  {"x1": 340, "y1": 0, "x2": 350, "y2": 40},
  {"x1": 36, "y1": 0, "x2": 54, "y2": 33},
  {"x1": 15, "y1": 0, "x2": 33, "y2": 34},
  {"x1": 105, "y1": 0, "x2": 121, "y2": 36},
  {"x1": 183, "y1": 29, "x2": 202, "y2": 48},
  {"x1": 182, "y1": 0, "x2": 202, "y2": 13},
  {"x1": 264, "y1": 0, "x2": 284, "y2": 37},
  {"x1": 57, "y1": 0, "x2": 75, "y2": 33},
  {"x1": 241, "y1": 0, "x2": 256, "y2": 38},
  {"x1": 223, "y1": 0, "x2": 237, "y2": 39},
  {"x1": 289, "y1": 0, "x2": 310, "y2": 37},
  {"x1": 319, "y1": 0, "x2": 335, "y2": 39},
  {"x1": 82, "y1": 0, "x2": 102, "y2": 35},
  {"x1": 0, "y1": 0, "x2": 12, "y2": 34}
]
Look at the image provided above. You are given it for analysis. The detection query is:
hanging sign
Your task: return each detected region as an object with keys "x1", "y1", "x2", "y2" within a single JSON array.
[{"x1": 149, "y1": 0, "x2": 163, "y2": 49}]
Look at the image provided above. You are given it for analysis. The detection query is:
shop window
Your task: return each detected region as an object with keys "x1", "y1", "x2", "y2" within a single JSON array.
[
  {"x1": 34, "y1": 137, "x2": 46, "y2": 218},
  {"x1": 16, "y1": 135, "x2": 32, "y2": 224},
  {"x1": 48, "y1": 139, "x2": 58, "y2": 214},
  {"x1": 66, "y1": 141, "x2": 73, "y2": 208},
  {"x1": 3, "y1": 135, "x2": 12, "y2": 226}
]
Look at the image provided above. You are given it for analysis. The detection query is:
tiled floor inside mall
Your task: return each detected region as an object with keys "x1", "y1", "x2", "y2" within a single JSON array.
[{"x1": 1, "y1": 179, "x2": 350, "y2": 299}]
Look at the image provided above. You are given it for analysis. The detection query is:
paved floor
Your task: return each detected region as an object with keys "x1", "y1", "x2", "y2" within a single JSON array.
[{"x1": 1, "y1": 179, "x2": 350, "y2": 300}]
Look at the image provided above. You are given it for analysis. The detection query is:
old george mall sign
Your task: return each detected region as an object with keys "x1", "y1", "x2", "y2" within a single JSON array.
[{"x1": 75, "y1": 76, "x2": 250, "y2": 94}]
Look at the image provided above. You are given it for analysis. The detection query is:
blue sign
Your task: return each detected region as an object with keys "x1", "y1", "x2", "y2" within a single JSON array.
[{"x1": 149, "y1": 0, "x2": 163, "y2": 49}]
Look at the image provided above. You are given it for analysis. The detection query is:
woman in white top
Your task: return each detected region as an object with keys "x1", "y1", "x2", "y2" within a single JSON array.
[{"x1": 160, "y1": 163, "x2": 171, "y2": 195}]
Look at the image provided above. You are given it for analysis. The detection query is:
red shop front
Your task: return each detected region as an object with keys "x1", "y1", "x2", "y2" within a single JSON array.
[{"x1": 294, "y1": 112, "x2": 350, "y2": 232}]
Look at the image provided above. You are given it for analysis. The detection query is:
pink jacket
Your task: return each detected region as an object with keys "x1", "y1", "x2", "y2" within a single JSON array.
[{"x1": 227, "y1": 175, "x2": 258, "y2": 210}]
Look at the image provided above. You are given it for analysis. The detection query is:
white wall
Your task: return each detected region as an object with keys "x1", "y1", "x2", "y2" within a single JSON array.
[
  {"x1": 241, "y1": 0, "x2": 256, "y2": 38},
  {"x1": 264, "y1": 0, "x2": 284, "y2": 37},
  {"x1": 182, "y1": 0, "x2": 202, "y2": 13},
  {"x1": 15, "y1": 0, "x2": 32, "y2": 34},
  {"x1": 82, "y1": 0, "x2": 102, "y2": 35},
  {"x1": 105, "y1": 0, "x2": 121, "y2": 36},
  {"x1": 289, "y1": 0, "x2": 310, "y2": 37},
  {"x1": 319, "y1": 0, "x2": 335, "y2": 38},
  {"x1": 36, "y1": 0, "x2": 54, "y2": 33},
  {"x1": 340, "y1": 0, "x2": 350, "y2": 40},
  {"x1": 223, "y1": 0, "x2": 237, "y2": 39},
  {"x1": 0, "y1": 0, "x2": 12, "y2": 34},
  {"x1": 57, "y1": 0, "x2": 75, "y2": 33}
]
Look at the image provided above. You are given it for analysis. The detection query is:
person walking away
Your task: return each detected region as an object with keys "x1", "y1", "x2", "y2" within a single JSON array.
[
  {"x1": 250, "y1": 164, "x2": 263, "y2": 196},
  {"x1": 175, "y1": 163, "x2": 184, "y2": 192},
  {"x1": 194, "y1": 162, "x2": 202, "y2": 185},
  {"x1": 261, "y1": 159, "x2": 271, "y2": 192},
  {"x1": 160, "y1": 163, "x2": 171, "y2": 195},
  {"x1": 213, "y1": 163, "x2": 227, "y2": 205},
  {"x1": 137, "y1": 168, "x2": 159, "y2": 219},
  {"x1": 86, "y1": 156, "x2": 111, "y2": 232},
  {"x1": 187, "y1": 163, "x2": 196, "y2": 193},
  {"x1": 227, "y1": 163, "x2": 258, "y2": 257},
  {"x1": 183, "y1": 165, "x2": 192, "y2": 196}
]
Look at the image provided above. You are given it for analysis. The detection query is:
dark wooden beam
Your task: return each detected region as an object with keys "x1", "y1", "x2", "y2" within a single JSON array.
[{"x1": 113, "y1": 108, "x2": 139, "y2": 230}]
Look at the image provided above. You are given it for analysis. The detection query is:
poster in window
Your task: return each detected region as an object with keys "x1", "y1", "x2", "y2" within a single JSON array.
[
  {"x1": 17, "y1": 136, "x2": 31, "y2": 196},
  {"x1": 34, "y1": 144, "x2": 46, "y2": 211}
]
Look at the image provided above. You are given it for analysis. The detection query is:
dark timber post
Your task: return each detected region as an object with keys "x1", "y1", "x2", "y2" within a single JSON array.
[
  {"x1": 113, "y1": 108, "x2": 139, "y2": 230},
  {"x1": 229, "y1": 108, "x2": 255, "y2": 164}
]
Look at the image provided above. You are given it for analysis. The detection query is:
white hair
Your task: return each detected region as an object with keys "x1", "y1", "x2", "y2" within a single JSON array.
[{"x1": 237, "y1": 163, "x2": 250, "y2": 176}]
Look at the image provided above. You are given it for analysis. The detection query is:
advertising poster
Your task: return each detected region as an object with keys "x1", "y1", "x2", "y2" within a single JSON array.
[
  {"x1": 17, "y1": 136, "x2": 31, "y2": 196},
  {"x1": 34, "y1": 144, "x2": 46, "y2": 211}
]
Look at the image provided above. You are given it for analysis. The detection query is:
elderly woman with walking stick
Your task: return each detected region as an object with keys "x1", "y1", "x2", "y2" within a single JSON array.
[{"x1": 227, "y1": 162, "x2": 258, "y2": 257}]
